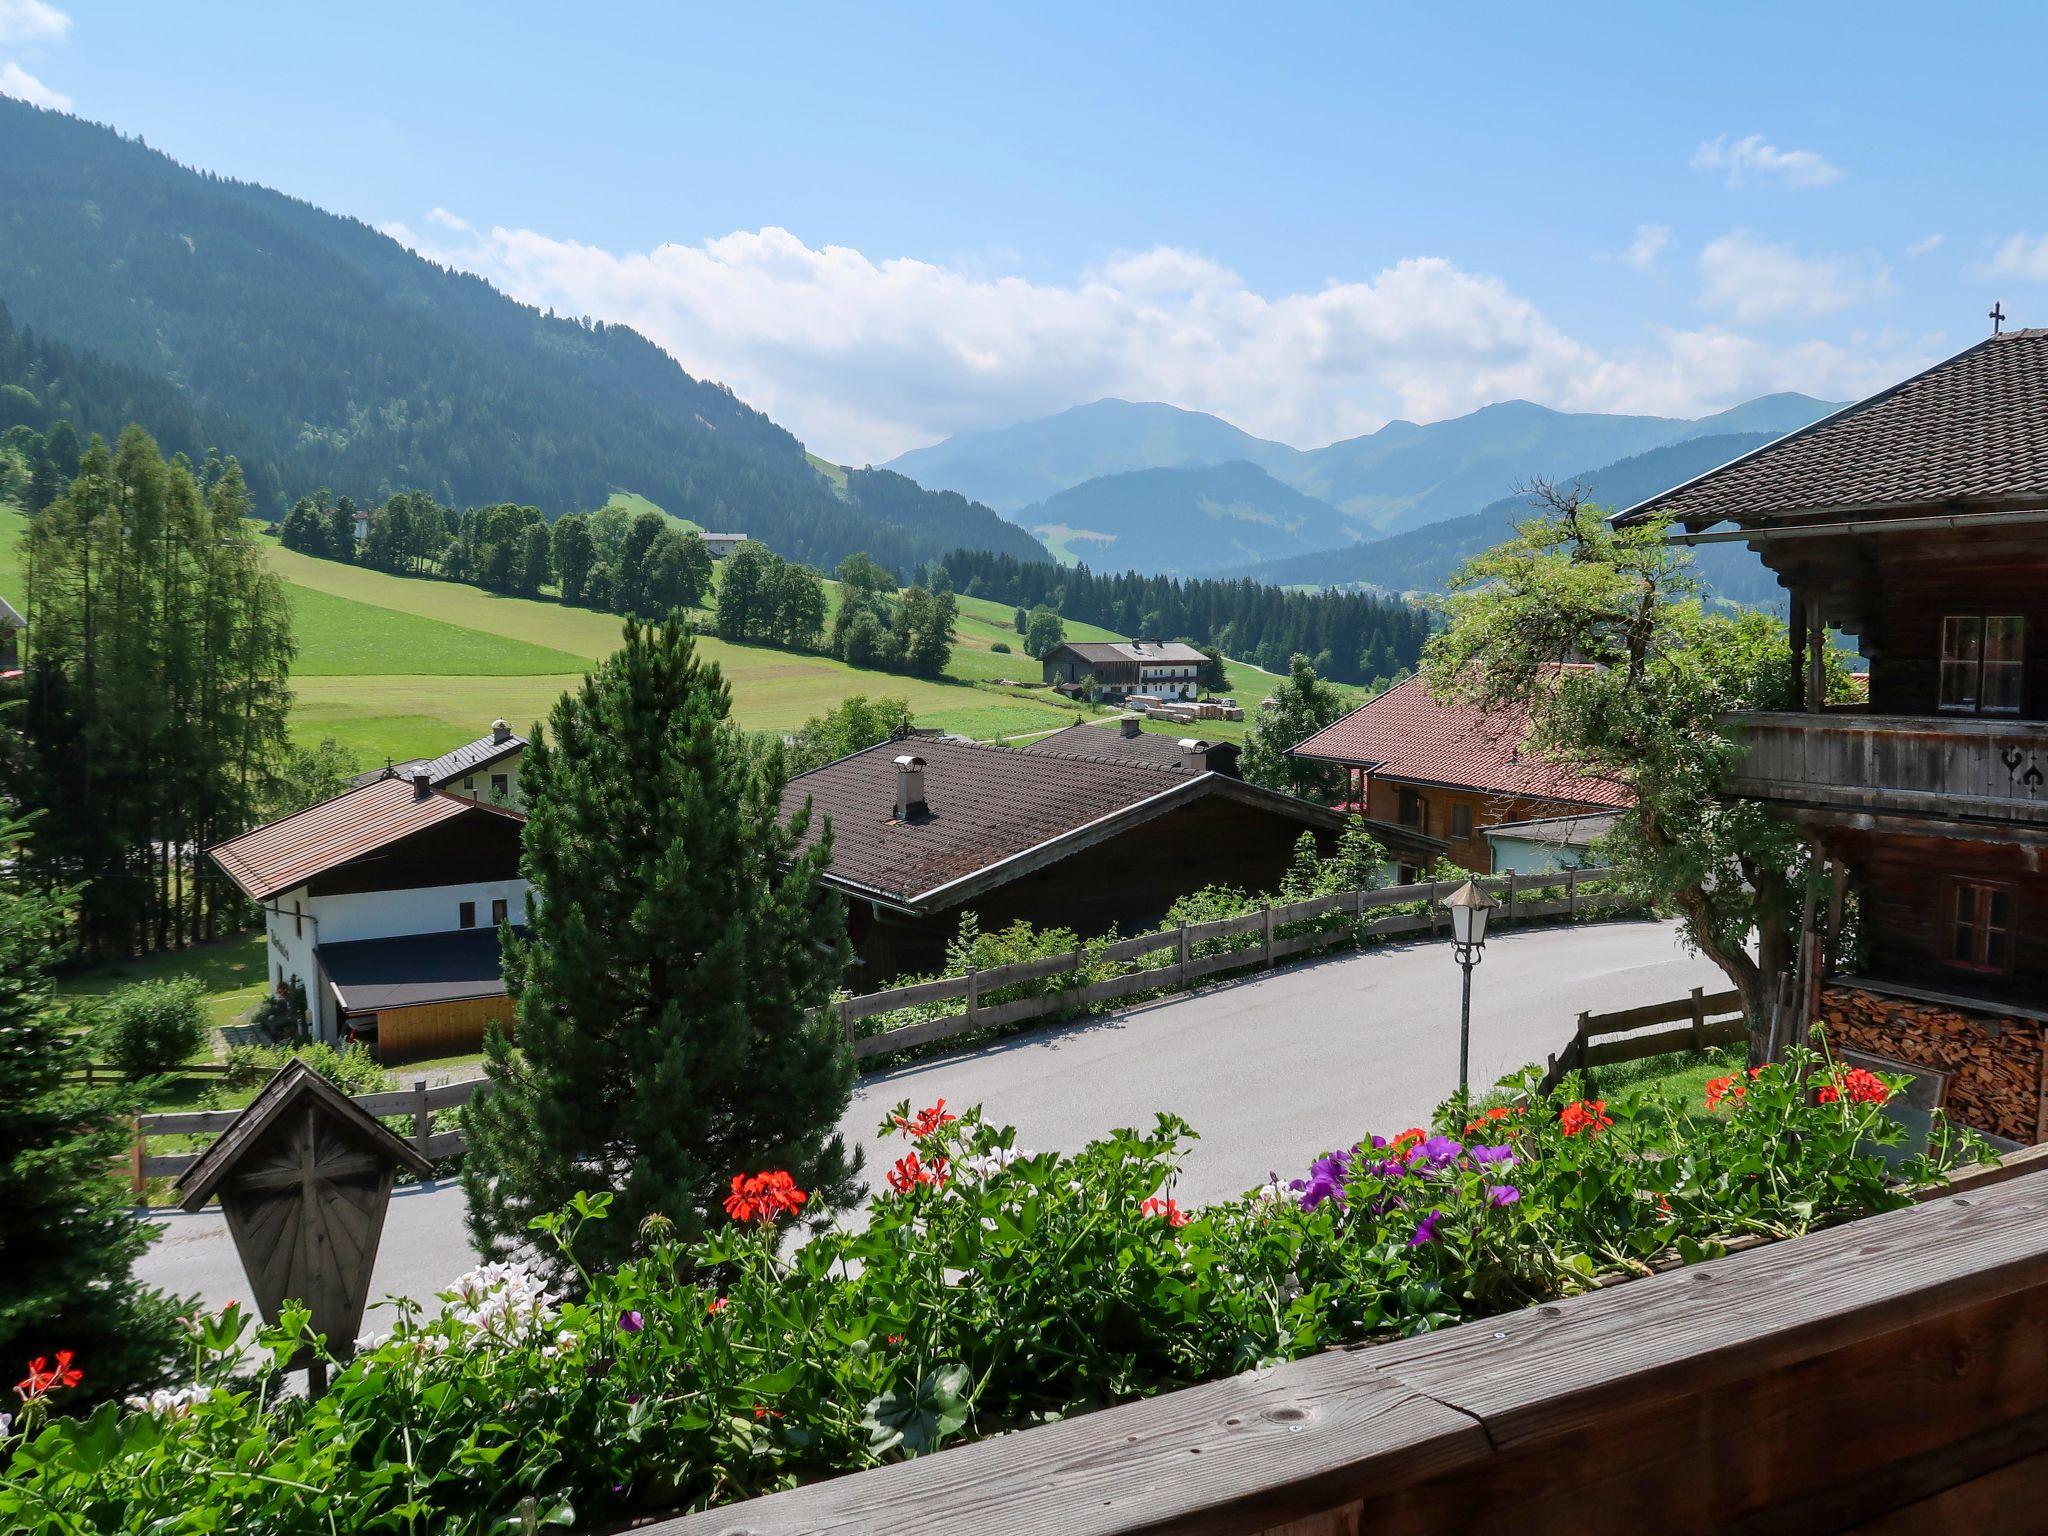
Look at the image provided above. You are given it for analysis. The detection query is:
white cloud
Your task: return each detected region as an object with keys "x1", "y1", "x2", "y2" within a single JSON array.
[
  {"x1": 0, "y1": 1, "x2": 68, "y2": 47},
  {"x1": 1696, "y1": 230, "x2": 1893, "y2": 324},
  {"x1": 1906, "y1": 233, "x2": 1946, "y2": 257},
  {"x1": 1614, "y1": 224, "x2": 1672, "y2": 270},
  {"x1": 0, "y1": 58, "x2": 65, "y2": 109},
  {"x1": 384, "y1": 217, "x2": 1929, "y2": 461},
  {"x1": 1987, "y1": 233, "x2": 2048, "y2": 281},
  {"x1": 1691, "y1": 133, "x2": 1843, "y2": 190},
  {"x1": 427, "y1": 206, "x2": 473, "y2": 233}
]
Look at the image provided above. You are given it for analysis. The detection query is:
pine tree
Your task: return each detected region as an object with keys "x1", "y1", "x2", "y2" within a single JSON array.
[
  {"x1": 0, "y1": 800, "x2": 188, "y2": 1405},
  {"x1": 462, "y1": 614, "x2": 859, "y2": 1278}
]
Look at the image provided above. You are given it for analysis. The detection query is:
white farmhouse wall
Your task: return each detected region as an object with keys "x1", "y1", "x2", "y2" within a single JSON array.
[{"x1": 445, "y1": 758, "x2": 524, "y2": 810}]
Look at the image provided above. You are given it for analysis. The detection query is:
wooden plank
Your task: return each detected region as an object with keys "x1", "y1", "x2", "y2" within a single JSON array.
[
  {"x1": 973, "y1": 951, "x2": 1083, "y2": 989},
  {"x1": 421, "y1": 1130, "x2": 467, "y2": 1159},
  {"x1": 139, "y1": 1153, "x2": 197, "y2": 1178},
  {"x1": 1580, "y1": 989, "x2": 1743, "y2": 1037},
  {"x1": 1099, "y1": 931, "x2": 1177, "y2": 965},
  {"x1": 851, "y1": 1010, "x2": 974, "y2": 1058},
  {"x1": 842, "y1": 974, "x2": 971, "y2": 1020},
  {"x1": 1195, "y1": 909, "x2": 1272, "y2": 940},
  {"x1": 1273, "y1": 892, "x2": 1351, "y2": 924},
  {"x1": 1582, "y1": 1018, "x2": 1745, "y2": 1069}
]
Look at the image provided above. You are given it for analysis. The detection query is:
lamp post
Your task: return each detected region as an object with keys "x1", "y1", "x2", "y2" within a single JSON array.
[{"x1": 1443, "y1": 880, "x2": 1498, "y2": 1098}]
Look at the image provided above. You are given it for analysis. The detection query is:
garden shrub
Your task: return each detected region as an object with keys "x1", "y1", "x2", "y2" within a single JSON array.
[
  {"x1": 218, "y1": 1040, "x2": 391, "y2": 1097},
  {"x1": 246, "y1": 979, "x2": 308, "y2": 1044},
  {"x1": 0, "y1": 1047, "x2": 1988, "y2": 1535},
  {"x1": 989, "y1": 640, "x2": 1011, "y2": 653},
  {"x1": 95, "y1": 977, "x2": 210, "y2": 1075}
]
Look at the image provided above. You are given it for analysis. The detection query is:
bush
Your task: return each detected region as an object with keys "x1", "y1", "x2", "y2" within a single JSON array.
[
  {"x1": 246, "y1": 979, "x2": 308, "y2": 1044},
  {"x1": 989, "y1": 641, "x2": 1011, "y2": 654},
  {"x1": 95, "y1": 977, "x2": 209, "y2": 1075},
  {"x1": 0, "y1": 1047, "x2": 1989, "y2": 1534},
  {"x1": 218, "y1": 1040, "x2": 390, "y2": 1096}
]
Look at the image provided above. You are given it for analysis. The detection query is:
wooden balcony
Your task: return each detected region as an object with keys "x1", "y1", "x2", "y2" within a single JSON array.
[{"x1": 1724, "y1": 711, "x2": 2048, "y2": 828}]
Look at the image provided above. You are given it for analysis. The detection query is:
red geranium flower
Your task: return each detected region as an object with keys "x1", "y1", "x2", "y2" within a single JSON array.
[
  {"x1": 723, "y1": 1169, "x2": 809, "y2": 1224},
  {"x1": 1559, "y1": 1099, "x2": 1612, "y2": 1138},
  {"x1": 707, "y1": 1295, "x2": 728, "y2": 1315},
  {"x1": 892, "y1": 1099, "x2": 959, "y2": 1138},
  {"x1": 14, "y1": 1351, "x2": 81, "y2": 1402},
  {"x1": 1704, "y1": 1075, "x2": 1746, "y2": 1111},
  {"x1": 1139, "y1": 1196, "x2": 1191, "y2": 1228},
  {"x1": 885, "y1": 1151, "x2": 949, "y2": 1193}
]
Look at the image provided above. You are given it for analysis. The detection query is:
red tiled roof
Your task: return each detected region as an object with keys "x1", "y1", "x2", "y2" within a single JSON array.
[
  {"x1": 1289, "y1": 673, "x2": 1631, "y2": 810},
  {"x1": 210, "y1": 777, "x2": 525, "y2": 902},
  {"x1": 1615, "y1": 329, "x2": 2048, "y2": 528}
]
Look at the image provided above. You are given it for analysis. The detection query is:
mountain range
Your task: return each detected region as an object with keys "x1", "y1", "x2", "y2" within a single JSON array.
[
  {"x1": 0, "y1": 98, "x2": 1043, "y2": 576},
  {"x1": 886, "y1": 393, "x2": 1839, "y2": 578}
]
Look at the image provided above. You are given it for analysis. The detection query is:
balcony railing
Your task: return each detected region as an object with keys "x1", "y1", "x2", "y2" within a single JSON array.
[{"x1": 1725, "y1": 711, "x2": 2048, "y2": 825}]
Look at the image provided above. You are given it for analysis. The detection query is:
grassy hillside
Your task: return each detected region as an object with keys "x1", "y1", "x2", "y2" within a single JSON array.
[{"x1": 603, "y1": 490, "x2": 704, "y2": 535}]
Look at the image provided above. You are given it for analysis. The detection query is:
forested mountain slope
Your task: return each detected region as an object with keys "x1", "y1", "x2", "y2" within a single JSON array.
[{"x1": 0, "y1": 99, "x2": 1042, "y2": 574}]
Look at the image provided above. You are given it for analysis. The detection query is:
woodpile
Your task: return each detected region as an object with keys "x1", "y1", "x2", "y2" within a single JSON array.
[{"x1": 1820, "y1": 984, "x2": 2044, "y2": 1144}]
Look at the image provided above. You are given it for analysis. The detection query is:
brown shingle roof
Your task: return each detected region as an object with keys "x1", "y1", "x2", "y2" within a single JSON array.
[
  {"x1": 780, "y1": 737, "x2": 1424, "y2": 910},
  {"x1": 1049, "y1": 641, "x2": 1208, "y2": 665},
  {"x1": 1023, "y1": 722, "x2": 1241, "y2": 774},
  {"x1": 210, "y1": 777, "x2": 525, "y2": 902},
  {"x1": 1614, "y1": 329, "x2": 2048, "y2": 528},
  {"x1": 1289, "y1": 673, "x2": 1632, "y2": 810}
]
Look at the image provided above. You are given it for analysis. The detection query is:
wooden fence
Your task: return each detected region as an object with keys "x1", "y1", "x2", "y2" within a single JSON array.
[
  {"x1": 1539, "y1": 985, "x2": 1746, "y2": 1091},
  {"x1": 831, "y1": 866, "x2": 1627, "y2": 1061},
  {"x1": 645, "y1": 1157, "x2": 2048, "y2": 1536},
  {"x1": 130, "y1": 1075, "x2": 488, "y2": 1193},
  {"x1": 73, "y1": 1060, "x2": 233, "y2": 1086}
]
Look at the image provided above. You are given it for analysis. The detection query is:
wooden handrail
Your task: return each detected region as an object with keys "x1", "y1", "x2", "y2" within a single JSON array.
[{"x1": 642, "y1": 1160, "x2": 2048, "y2": 1535}]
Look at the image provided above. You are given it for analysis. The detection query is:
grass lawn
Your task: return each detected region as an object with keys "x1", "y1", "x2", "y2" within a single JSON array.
[
  {"x1": 604, "y1": 489, "x2": 703, "y2": 534},
  {"x1": 53, "y1": 931, "x2": 269, "y2": 1034},
  {"x1": 1595, "y1": 1045, "x2": 1748, "y2": 1141}
]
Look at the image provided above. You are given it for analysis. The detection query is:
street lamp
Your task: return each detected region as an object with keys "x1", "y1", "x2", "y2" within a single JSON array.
[{"x1": 1443, "y1": 880, "x2": 1498, "y2": 1098}]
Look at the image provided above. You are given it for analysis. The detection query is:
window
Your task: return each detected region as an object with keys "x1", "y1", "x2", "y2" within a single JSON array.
[
  {"x1": 458, "y1": 901, "x2": 477, "y2": 929},
  {"x1": 491, "y1": 898, "x2": 509, "y2": 926},
  {"x1": 1398, "y1": 788, "x2": 1429, "y2": 833},
  {"x1": 491, "y1": 773, "x2": 510, "y2": 799},
  {"x1": 463, "y1": 776, "x2": 475, "y2": 792},
  {"x1": 292, "y1": 900, "x2": 302, "y2": 938},
  {"x1": 1940, "y1": 615, "x2": 2025, "y2": 713},
  {"x1": 1948, "y1": 879, "x2": 2014, "y2": 974},
  {"x1": 1450, "y1": 804, "x2": 1472, "y2": 839}
]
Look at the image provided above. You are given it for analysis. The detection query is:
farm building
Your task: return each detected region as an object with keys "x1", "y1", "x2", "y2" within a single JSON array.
[
  {"x1": 1040, "y1": 639, "x2": 1205, "y2": 702},
  {"x1": 349, "y1": 719, "x2": 527, "y2": 808},
  {"x1": 210, "y1": 763, "x2": 530, "y2": 1062},
  {"x1": 1289, "y1": 672, "x2": 1632, "y2": 875},
  {"x1": 1484, "y1": 811, "x2": 1619, "y2": 875},
  {"x1": 780, "y1": 737, "x2": 1441, "y2": 981},
  {"x1": 700, "y1": 532, "x2": 749, "y2": 558},
  {"x1": 1616, "y1": 326, "x2": 2048, "y2": 1142},
  {"x1": 1022, "y1": 717, "x2": 1242, "y2": 778}
]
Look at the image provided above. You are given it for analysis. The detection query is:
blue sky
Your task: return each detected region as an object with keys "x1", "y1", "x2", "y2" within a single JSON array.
[{"x1": 6, "y1": 1, "x2": 2046, "y2": 461}]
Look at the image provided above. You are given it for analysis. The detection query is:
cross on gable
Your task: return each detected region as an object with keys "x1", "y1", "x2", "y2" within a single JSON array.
[{"x1": 1991, "y1": 301, "x2": 2007, "y2": 335}]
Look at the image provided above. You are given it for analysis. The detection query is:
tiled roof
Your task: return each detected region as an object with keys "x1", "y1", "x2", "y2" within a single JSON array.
[
  {"x1": 210, "y1": 777, "x2": 525, "y2": 902},
  {"x1": 1615, "y1": 329, "x2": 2048, "y2": 527},
  {"x1": 1050, "y1": 641, "x2": 1208, "y2": 665},
  {"x1": 780, "y1": 737, "x2": 1390, "y2": 909},
  {"x1": 1023, "y1": 722, "x2": 1240, "y2": 773},
  {"x1": 1290, "y1": 673, "x2": 1632, "y2": 810}
]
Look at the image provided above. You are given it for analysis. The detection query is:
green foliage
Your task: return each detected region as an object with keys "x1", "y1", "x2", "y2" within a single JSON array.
[
  {"x1": 989, "y1": 640, "x2": 1010, "y2": 654},
  {"x1": 1239, "y1": 654, "x2": 1347, "y2": 800},
  {"x1": 715, "y1": 540, "x2": 822, "y2": 645},
  {"x1": 245, "y1": 978, "x2": 308, "y2": 1045},
  {"x1": 94, "y1": 977, "x2": 210, "y2": 1076},
  {"x1": 2, "y1": 1054, "x2": 1985, "y2": 1531},
  {"x1": 783, "y1": 695, "x2": 915, "y2": 776},
  {"x1": 218, "y1": 1039, "x2": 389, "y2": 1096},
  {"x1": 1425, "y1": 484, "x2": 1854, "y2": 1044},
  {"x1": 1021, "y1": 605, "x2": 1064, "y2": 659},
  {"x1": 265, "y1": 737, "x2": 362, "y2": 819},
  {"x1": 462, "y1": 615, "x2": 859, "y2": 1280},
  {"x1": 0, "y1": 804, "x2": 189, "y2": 1407}
]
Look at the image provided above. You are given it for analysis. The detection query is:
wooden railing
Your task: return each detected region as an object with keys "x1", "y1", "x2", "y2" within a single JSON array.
[
  {"x1": 645, "y1": 1158, "x2": 2048, "y2": 1536},
  {"x1": 1727, "y1": 710, "x2": 2048, "y2": 824},
  {"x1": 131, "y1": 1075, "x2": 487, "y2": 1193},
  {"x1": 826, "y1": 868, "x2": 1628, "y2": 1060},
  {"x1": 1540, "y1": 985, "x2": 1746, "y2": 1090}
]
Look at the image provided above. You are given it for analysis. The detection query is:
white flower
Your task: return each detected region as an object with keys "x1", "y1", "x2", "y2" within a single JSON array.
[
  {"x1": 123, "y1": 1384, "x2": 213, "y2": 1418},
  {"x1": 961, "y1": 1146, "x2": 1033, "y2": 1180},
  {"x1": 441, "y1": 1261, "x2": 558, "y2": 1345},
  {"x1": 0, "y1": 1412, "x2": 12, "y2": 1439},
  {"x1": 1250, "y1": 1173, "x2": 1290, "y2": 1211}
]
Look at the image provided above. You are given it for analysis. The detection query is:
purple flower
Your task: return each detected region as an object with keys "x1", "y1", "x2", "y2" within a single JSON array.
[
  {"x1": 1295, "y1": 1149, "x2": 1351, "y2": 1211},
  {"x1": 1470, "y1": 1143, "x2": 1517, "y2": 1169},
  {"x1": 1407, "y1": 1136, "x2": 1464, "y2": 1171},
  {"x1": 1486, "y1": 1184, "x2": 1521, "y2": 1208},
  {"x1": 1407, "y1": 1209, "x2": 1444, "y2": 1247},
  {"x1": 619, "y1": 1310, "x2": 645, "y2": 1335}
]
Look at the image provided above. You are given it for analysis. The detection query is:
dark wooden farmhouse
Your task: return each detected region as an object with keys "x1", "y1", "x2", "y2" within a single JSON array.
[
  {"x1": 1616, "y1": 327, "x2": 2048, "y2": 1141},
  {"x1": 780, "y1": 737, "x2": 1442, "y2": 981},
  {"x1": 1022, "y1": 717, "x2": 1242, "y2": 778},
  {"x1": 1288, "y1": 671, "x2": 1632, "y2": 875},
  {"x1": 1040, "y1": 639, "x2": 1205, "y2": 701}
]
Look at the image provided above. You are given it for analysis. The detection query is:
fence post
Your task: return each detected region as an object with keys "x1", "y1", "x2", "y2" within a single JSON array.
[
  {"x1": 1566, "y1": 865, "x2": 1578, "y2": 919},
  {"x1": 1689, "y1": 986, "x2": 1705, "y2": 1050},
  {"x1": 1504, "y1": 873, "x2": 1516, "y2": 928},
  {"x1": 1430, "y1": 881, "x2": 1443, "y2": 934},
  {"x1": 1071, "y1": 943, "x2": 1086, "y2": 989},
  {"x1": 965, "y1": 969, "x2": 980, "y2": 1026},
  {"x1": 1177, "y1": 922, "x2": 1190, "y2": 985},
  {"x1": 413, "y1": 1079, "x2": 432, "y2": 1161},
  {"x1": 130, "y1": 1116, "x2": 146, "y2": 1201},
  {"x1": 839, "y1": 997, "x2": 854, "y2": 1044},
  {"x1": 1262, "y1": 905, "x2": 1274, "y2": 968}
]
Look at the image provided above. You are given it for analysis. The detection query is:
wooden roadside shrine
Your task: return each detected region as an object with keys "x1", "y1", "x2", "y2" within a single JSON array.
[{"x1": 172, "y1": 1060, "x2": 431, "y2": 1392}]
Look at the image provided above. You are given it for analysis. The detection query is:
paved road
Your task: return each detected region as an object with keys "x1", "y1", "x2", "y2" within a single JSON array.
[{"x1": 137, "y1": 918, "x2": 1721, "y2": 1316}]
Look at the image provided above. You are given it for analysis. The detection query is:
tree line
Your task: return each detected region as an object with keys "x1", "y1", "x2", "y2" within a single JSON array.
[
  {"x1": 938, "y1": 548, "x2": 1429, "y2": 689},
  {"x1": 8, "y1": 427, "x2": 298, "y2": 959}
]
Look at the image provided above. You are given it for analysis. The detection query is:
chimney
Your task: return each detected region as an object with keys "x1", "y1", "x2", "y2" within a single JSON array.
[
  {"x1": 893, "y1": 754, "x2": 928, "y2": 820},
  {"x1": 410, "y1": 767, "x2": 433, "y2": 799},
  {"x1": 1178, "y1": 738, "x2": 1209, "y2": 774},
  {"x1": 1120, "y1": 715, "x2": 1143, "y2": 739},
  {"x1": 491, "y1": 718, "x2": 512, "y2": 745}
]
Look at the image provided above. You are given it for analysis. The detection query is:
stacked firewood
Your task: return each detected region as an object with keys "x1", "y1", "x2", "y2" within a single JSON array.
[{"x1": 1819, "y1": 985, "x2": 2044, "y2": 1145}]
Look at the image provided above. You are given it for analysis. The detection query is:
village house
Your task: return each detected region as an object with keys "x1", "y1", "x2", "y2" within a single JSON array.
[
  {"x1": 700, "y1": 531, "x2": 749, "y2": 559},
  {"x1": 1022, "y1": 717, "x2": 1242, "y2": 778},
  {"x1": 780, "y1": 737, "x2": 1442, "y2": 980},
  {"x1": 1287, "y1": 672, "x2": 1632, "y2": 876},
  {"x1": 1617, "y1": 327, "x2": 2048, "y2": 1143},
  {"x1": 1040, "y1": 639, "x2": 1205, "y2": 702},
  {"x1": 212, "y1": 723, "x2": 533, "y2": 1061}
]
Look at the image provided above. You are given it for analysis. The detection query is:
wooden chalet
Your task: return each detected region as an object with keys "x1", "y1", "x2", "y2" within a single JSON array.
[
  {"x1": 780, "y1": 738, "x2": 1443, "y2": 980},
  {"x1": 1287, "y1": 672, "x2": 1632, "y2": 876},
  {"x1": 1041, "y1": 639, "x2": 1206, "y2": 702},
  {"x1": 1616, "y1": 327, "x2": 2048, "y2": 1141}
]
